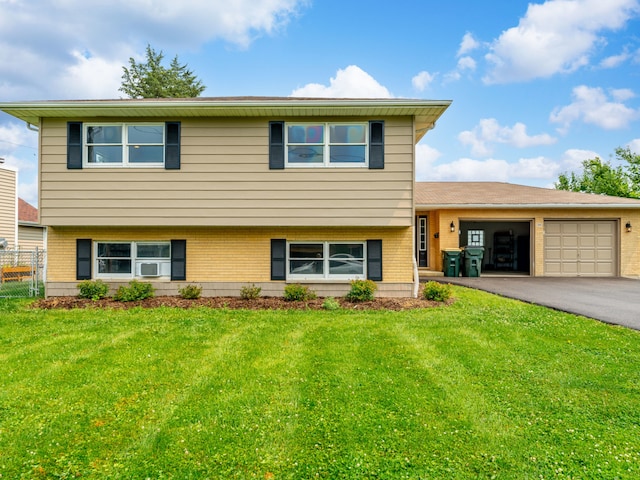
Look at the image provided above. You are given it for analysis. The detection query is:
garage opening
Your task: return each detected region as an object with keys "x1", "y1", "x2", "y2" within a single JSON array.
[{"x1": 459, "y1": 220, "x2": 531, "y2": 275}]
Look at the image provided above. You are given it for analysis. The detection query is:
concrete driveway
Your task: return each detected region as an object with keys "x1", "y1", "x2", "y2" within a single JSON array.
[{"x1": 434, "y1": 276, "x2": 640, "y2": 331}]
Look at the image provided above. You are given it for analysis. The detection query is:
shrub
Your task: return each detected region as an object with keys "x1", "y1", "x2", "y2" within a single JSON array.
[
  {"x1": 240, "y1": 284, "x2": 262, "y2": 300},
  {"x1": 77, "y1": 280, "x2": 109, "y2": 300},
  {"x1": 345, "y1": 279, "x2": 377, "y2": 302},
  {"x1": 114, "y1": 280, "x2": 155, "y2": 302},
  {"x1": 284, "y1": 283, "x2": 317, "y2": 301},
  {"x1": 322, "y1": 297, "x2": 341, "y2": 311},
  {"x1": 179, "y1": 284, "x2": 202, "y2": 300},
  {"x1": 422, "y1": 281, "x2": 452, "y2": 302}
]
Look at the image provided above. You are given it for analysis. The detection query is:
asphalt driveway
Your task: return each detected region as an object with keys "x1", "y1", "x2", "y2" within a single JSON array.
[{"x1": 434, "y1": 276, "x2": 640, "y2": 331}]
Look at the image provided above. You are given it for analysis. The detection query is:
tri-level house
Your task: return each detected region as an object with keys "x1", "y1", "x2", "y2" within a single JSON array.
[{"x1": 0, "y1": 97, "x2": 451, "y2": 297}]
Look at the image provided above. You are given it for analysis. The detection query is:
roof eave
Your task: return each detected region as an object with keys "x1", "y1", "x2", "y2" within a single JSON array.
[{"x1": 416, "y1": 203, "x2": 640, "y2": 209}]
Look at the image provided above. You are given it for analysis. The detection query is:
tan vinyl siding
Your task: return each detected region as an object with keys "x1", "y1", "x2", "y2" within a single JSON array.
[
  {"x1": 17, "y1": 224, "x2": 45, "y2": 250},
  {"x1": 39, "y1": 117, "x2": 415, "y2": 227},
  {"x1": 0, "y1": 167, "x2": 17, "y2": 248}
]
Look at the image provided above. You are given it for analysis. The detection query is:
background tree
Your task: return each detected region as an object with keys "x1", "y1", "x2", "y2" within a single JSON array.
[
  {"x1": 120, "y1": 45, "x2": 205, "y2": 98},
  {"x1": 555, "y1": 147, "x2": 640, "y2": 199}
]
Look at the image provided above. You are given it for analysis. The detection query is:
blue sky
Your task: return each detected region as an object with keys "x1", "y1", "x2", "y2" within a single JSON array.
[{"x1": 1, "y1": 0, "x2": 639, "y2": 207}]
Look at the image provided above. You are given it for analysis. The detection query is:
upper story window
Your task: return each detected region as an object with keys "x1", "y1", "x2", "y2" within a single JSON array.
[
  {"x1": 286, "y1": 123, "x2": 368, "y2": 167},
  {"x1": 85, "y1": 123, "x2": 165, "y2": 167},
  {"x1": 269, "y1": 120, "x2": 383, "y2": 170}
]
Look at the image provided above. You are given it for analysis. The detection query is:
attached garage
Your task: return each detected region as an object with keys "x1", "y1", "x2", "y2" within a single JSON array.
[
  {"x1": 415, "y1": 182, "x2": 640, "y2": 279},
  {"x1": 544, "y1": 220, "x2": 617, "y2": 276}
]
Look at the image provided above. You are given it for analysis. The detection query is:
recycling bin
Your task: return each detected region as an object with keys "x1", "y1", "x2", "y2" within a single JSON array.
[
  {"x1": 441, "y1": 249, "x2": 462, "y2": 277},
  {"x1": 462, "y1": 246, "x2": 484, "y2": 277}
]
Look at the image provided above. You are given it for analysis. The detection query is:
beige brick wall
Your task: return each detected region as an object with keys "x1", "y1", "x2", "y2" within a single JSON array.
[
  {"x1": 419, "y1": 208, "x2": 640, "y2": 277},
  {"x1": 47, "y1": 225, "x2": 414, "y2": 283}
]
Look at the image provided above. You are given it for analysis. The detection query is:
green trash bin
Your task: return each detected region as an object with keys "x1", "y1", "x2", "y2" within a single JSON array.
[
  {"x1": 462, "y1": 246, "x2": 484, "y2": 277},
  {"x1": 442, "y1": 249, "x2": 462, "y2": 277}
]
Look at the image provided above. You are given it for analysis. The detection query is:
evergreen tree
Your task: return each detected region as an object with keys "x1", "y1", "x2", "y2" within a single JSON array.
[{"x1": 120, "y1": 45, "x2": 205, "y2": 98}]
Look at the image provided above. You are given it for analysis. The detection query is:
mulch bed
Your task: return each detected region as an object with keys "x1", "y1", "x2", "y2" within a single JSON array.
[{"x1": 32, "y1": 295, "x2": 450, "y2": 311}]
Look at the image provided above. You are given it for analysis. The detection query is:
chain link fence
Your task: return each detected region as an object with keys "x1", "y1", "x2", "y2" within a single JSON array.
[{"x1": 0, "y1": 249, "x2": 46, "y2": 298}]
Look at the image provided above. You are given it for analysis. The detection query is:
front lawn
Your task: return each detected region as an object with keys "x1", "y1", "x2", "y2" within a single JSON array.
[{"x1": 0, "y1": 287, "x2": 638, "y2": 479}]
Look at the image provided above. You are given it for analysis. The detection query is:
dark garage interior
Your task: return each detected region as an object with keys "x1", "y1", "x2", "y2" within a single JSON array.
[{"x1": 459, "y1": 220, "x2": 531, "y2": 275}]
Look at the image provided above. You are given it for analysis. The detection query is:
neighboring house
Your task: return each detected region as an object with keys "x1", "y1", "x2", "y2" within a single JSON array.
[
  {"x1": 18, "y1": 198, "x2": 46, "y2": 251},
  {"x1": 416, "y1": 182, "x2": 640, "y2": 278},
  {"x1": 0, "y1": 163, "x2": 17, "y2": 249},
  {"x1": 0, "y1": 97, "x2": 451, "y2": 297}
]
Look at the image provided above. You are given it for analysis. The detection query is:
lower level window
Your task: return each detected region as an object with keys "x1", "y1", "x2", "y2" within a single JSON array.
[
  {"x1": 96, "y1": 241, "x2": 170, "y2": 278},
  {"x1": 288, "y1": 242, "x2": 365, "y2": 279}
]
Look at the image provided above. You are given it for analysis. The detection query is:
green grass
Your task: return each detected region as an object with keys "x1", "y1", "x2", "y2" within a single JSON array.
[{"x1": 1, "y1": 287, "x2": 639, "y2": 479}]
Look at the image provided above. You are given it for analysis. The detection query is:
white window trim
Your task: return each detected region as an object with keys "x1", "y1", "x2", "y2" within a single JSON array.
[
  {"x1": 287, "y1": 241, "x2": 366, "y2": 281},
  {"x1": 285, "y1": 122, "x2": 368, "y2": 168},
  {"x1": 95, "y1": 241, "x2": 171, "y2": 279},
  {"x1": 84, "y1": 123, "x2": 165, "y2": 168}
]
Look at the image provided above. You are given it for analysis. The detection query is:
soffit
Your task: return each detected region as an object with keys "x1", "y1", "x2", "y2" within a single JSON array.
[{"x1": 0, "y1": 97, "x2": 451, "y2": 143}]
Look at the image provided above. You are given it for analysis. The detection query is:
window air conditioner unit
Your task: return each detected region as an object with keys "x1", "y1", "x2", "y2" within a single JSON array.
[{"x1": 140, "y1": 262, "x2": 160, "y2": 277}]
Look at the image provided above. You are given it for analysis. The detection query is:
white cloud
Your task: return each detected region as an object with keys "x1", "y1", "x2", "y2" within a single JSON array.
[
  {"x1": 290, "y1": 65, "x2": 393, "y2": 98},
  {"x1": 412, "y1": 71, "x2": 436, "y2": 92},
  {"x1": 428, "y1": 158, "x2": 512, "y2": 182},
  {"x1": 483, "y1": 0, "x2": 640, "y2": 84},
  {"x1": 458, "y1": 32, "x2": 480, "y2": 56},
  {"x1": 600, "y1": 50, "x2": 631, "y2": 68},
  {"x1": 53, "y1": 50, "x2": 128, "y2": 99},
  {"x1": 0, "y1": 123, "x2": 37, "y2": 154},
  {"x1": 512, "y1": 156, "x2": 561, "y2": 179},
  {"x1": 458, "y1": 118, "x2": 557, "y2": 157},
  {"x1": 612, "y1": 88, "x2": 636, "y2": 101},
  {"x1": 550, "y1": 85, "x2": 640, "y2": 132},
  {"x1": 0, "y1": 0, "x2": 306, "y2": 100},
  {"x1": 561, "y1": 148, "x2": 602, "y2": 170},
  {"x1": 457, "y1": 56, "x2": 477, "y2": 71},
  {"x1": 415, "y1": 143, "x2": 442, "y2": 181},
  {"x1": 628, "y1": 139, "x2": 640, "y2": 153}
]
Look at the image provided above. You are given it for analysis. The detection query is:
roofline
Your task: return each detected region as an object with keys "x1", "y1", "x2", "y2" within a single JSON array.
[
  {"x1": 416, "y1": 203, "x2": 640, "y2": 209},
  {"x1": 0, "y1": 97, "x2": 452, "y2": 108}
]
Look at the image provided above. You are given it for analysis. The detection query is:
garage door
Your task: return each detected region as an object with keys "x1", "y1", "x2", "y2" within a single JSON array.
[{"x1": 544, "y1": 221, "x2": 617, "y2": 276}]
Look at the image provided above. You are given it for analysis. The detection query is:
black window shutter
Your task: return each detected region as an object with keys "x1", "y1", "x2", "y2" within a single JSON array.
[
  {"x1": 369, "y1": 121, "x2": 384, "y2": 169},
  {"x1": 67, "y1": 122, "x2": 83, "y2": 169},
  {"x1": 367, "y1": 239, "x2": 383, "y2": 281},
  {"x1": 76, "y1": 238, "x2": 92, "y2": 280},
  {"x1": 269, "y1": 121, "x2": 285, "y2": 170},
  {"x1": 165, "y1": 122, "x2": 181, "y2": 170},
  {"x1": 271, "y1": 239, "x2": 286, "y2": 280},
  {"x1": 171, "y1": 240, "x2": 186, "y2": 280}
]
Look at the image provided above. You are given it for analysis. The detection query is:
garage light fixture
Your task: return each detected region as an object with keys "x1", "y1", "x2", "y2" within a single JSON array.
[
  {"x1": 626, "y1": 221, "x2": 632, "y2": 233},
  {"x1": 450, "y1": 221, "x2": 456, "y2": 233}
]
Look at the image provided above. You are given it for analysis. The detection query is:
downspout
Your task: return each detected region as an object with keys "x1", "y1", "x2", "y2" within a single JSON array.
[
  {"x1": 26, "y1": 122, "x2": 39, "y2": 132},
  {"x1": 412, "y1": 223, "x2": 419, "y2": 298}
]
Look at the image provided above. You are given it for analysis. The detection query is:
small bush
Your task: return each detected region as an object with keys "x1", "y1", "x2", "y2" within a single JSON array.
[
  {"x1": 345, "y1": 279, "x2": 377, "y2": 302},
  {"x1": 114, "y1": 280, "x2": 155, "y2": 302},
  {"x1": 77, "y1": 280, "x2": 109, "y2": 300},
  {"x1": 240, "y1": 284, "x2": 262, "y2": 300},
  {"x1": 179, "y1": 284, "x2": 202, "y2": 299},
  {"x1": 284, "y1": 283, "x2": 317, "y2": 301},
  {"x1": 422, "y1": 281, "x2": 452, "y2": 302},
  {"x1": 322, "y1": 297, "x2": 341, "y2": 311}
]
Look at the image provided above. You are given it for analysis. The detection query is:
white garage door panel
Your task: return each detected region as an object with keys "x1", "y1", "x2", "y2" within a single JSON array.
[{"x1": 544, "y1": 221, "x2": 617, "y2": 277}]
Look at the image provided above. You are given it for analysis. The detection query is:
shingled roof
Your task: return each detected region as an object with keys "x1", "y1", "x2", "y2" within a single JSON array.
[
  {"x1": 18, "y1": 198, "x2": 38, "y2": 223},
  {"x1": 415, "y1": 182, "x2": 640, "y2": 208}
]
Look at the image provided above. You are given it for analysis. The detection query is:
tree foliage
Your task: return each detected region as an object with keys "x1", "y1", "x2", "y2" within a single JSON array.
[
  {"x1": 555, "y1": 147, "x2": 640, "y2": 199},
  {"x1": 120, "y1": 45, "x2": 205, "y2": 99}
]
